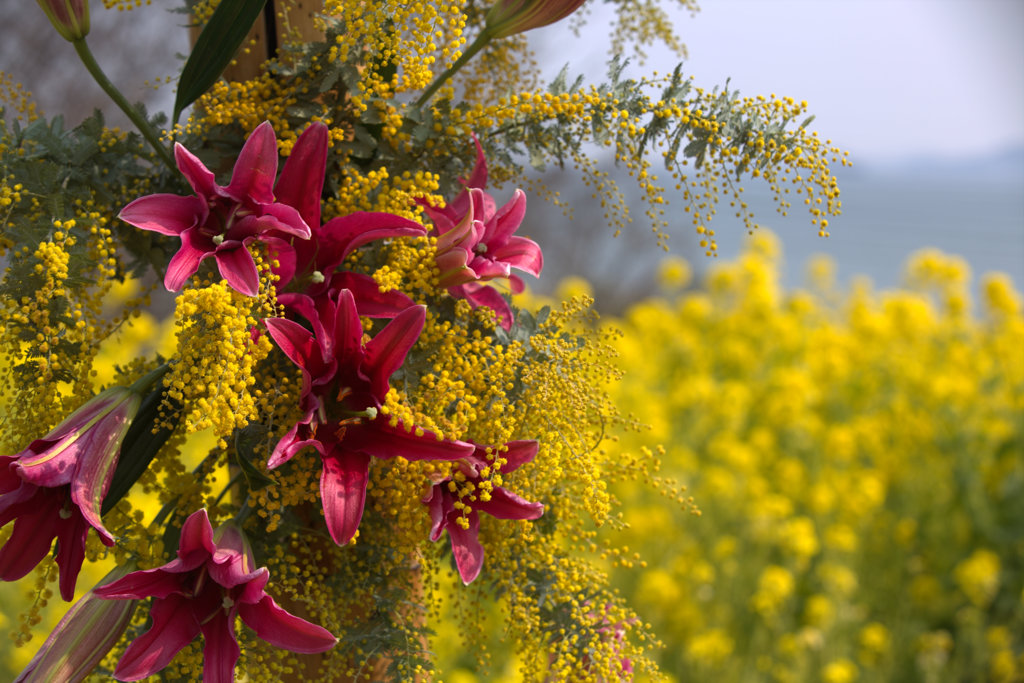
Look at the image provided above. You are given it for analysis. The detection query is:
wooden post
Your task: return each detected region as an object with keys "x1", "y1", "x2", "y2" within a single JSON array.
[{"x1": 189, "y1": 0, "x2": 324, "y2": 83}]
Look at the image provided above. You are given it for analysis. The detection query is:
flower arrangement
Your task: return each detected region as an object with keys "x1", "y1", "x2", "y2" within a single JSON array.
[{"x1": 2, "y1": 0, "x2": 847, "y2": 680}]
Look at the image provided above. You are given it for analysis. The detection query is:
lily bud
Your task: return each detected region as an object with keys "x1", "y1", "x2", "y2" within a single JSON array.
[
  {"x1": 484, "y1": 0, "x2": 587, "y2": 40},
  {"x1": 35, "y1": 0, "x2": 90, "y2": 42},
  {"x1": 14, "y1": 563, "x2": 137, "y2": 683}
]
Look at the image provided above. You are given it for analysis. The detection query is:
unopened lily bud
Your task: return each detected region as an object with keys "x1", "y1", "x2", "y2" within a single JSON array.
[
  {"x1": 35, "y1": 0, "x2": 90, "y2": 42},
  {"x1": 485, "y1": 0, "x2": 587, "y2": 40},
  {"x1": 15, "y1": 563, "x2": 137, "y2": 683}
]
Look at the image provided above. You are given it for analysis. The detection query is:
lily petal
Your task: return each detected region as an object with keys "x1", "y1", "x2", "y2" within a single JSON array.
[
  {"x1": 68, "y1": 392, "x2": 140, "y2": 539},
  {"x1": 118, "y1": 194, "x2": 204, "y2": 236},
  {"x1": 265, "y1": 318, "x2": 322, "y2": 376},
  {"x1": 475, "y1": 486, "x2": 544, "y2": 521},
  {"x1": 0, "y1": 506, "x2": 60, "y2": 583},
  {"x1": 332, "y1": 272, "x2": 417, "y2": 319},
  {"x1": 94, "y1": 566, "x2": 185, "y2": 601},
  {"x1": 487, "y1": 189, "x2": 528, "y2": 246},
  {"x1": 164, "y1": 229, "x2": 213, "y2": 291},
  {"x1": 500, "y1": 440, "x2": 540, "y2": 473},
  {"x1": 178, "y1": 508, "x2": 218, "y2": 559},
  {"x1": 55, "y1": 512, "x2": 94, "y2": 601},
  {"x1": 199, "y1": 611, "x2": 240, "y2": 683},
  {"x1": 275, "y1": 122, "x2": 328, "y2": 230},
  {"x1": 330, "y1": 289, "x2": 366, "y2": 380},
  {"x1": 448, "y1": 512, "x2": 484, "y2": 585},
  {"x1": 320, "y1": 450, "x2": 372, "y2": 545},
  {"x1": 267, "y1": 420, "x2": 323, "y2": 470},
  {"x1": 257, "y1": 202, "x2": 311, "y2": 239},
  {"x1": 112, "y1": 593, "x2": 201, "y2": 681},
  {"x1": 424, "y1": 485, "x2": 447, "y2": 542},
  {"x1": 362, "y1": 304, "x2": 426, "y2": 400},
  {"x1": 492, "y1": 234, "x2": 543, "y2": 278},
  {"x1": 320, "y1": 212, "x2": 426, "y2": 264},
  {"x1": 173, "y1": 143, "x2": 217, "y2": 198},
  {"x1": 459, "y1": 285, "x2": 514, "y2": 330},
  {"x1": 226, "y1": 121, "x2": 278, "y2": 204},
  {"x1": 215, "y1": 245, "x2": 261, "y2": 297},
  {"x1": 238, "y1": 594, "x2": 338, "y2": 653},
  {"x1": 344, "y1": 422, "x2": 474, "y2": 463}
]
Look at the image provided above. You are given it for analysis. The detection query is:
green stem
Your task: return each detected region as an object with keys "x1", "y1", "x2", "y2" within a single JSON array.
[
  {"x1": 213, "y1": 470, "x2": 245, "y2": 507},
  {"x1": 414, "y1": 28, "x2": 495, "y2": 109},
  {"x1": 71, "y1": 38, "x2": 177, "y2": 174}
]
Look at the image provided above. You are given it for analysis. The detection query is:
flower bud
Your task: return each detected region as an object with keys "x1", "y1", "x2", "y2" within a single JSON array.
[
  {"x1": 484, "y1": 0, "x2": 587, "y2": 40},
  {"x1": 35, "y1": 0, "x2": 90, "y2": 41},
  {"x1": 14, "y1": 563, "x2": 137, "y2": 683}
]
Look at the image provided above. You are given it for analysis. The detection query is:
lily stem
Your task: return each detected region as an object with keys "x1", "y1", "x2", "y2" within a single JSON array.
[{"x1": 72, "y1": 38, "x2": 177, "y2": 174}]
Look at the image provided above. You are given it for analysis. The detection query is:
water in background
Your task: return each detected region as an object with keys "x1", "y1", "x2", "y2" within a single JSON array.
[
  {"x1": 525, "y1": 152, "x2": 1024, "y2": 308},
  {"x1": 713, "y1": 163, "x2": 1024, "y2": 294}
]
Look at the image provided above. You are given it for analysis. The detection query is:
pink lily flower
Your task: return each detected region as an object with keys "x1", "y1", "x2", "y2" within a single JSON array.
[
  {"x1": 93, "y1": 509, "x2": 337, "y2": 683},
  {"x1": 265, "y1": 289, "x2": 475, "y2": 545},
  {"x1": 119, "y1": 121, "x2": 318, "y2": 296},
  {"x1": 0, "y1": 386, "x2": 141, "y2": 601},
  {"x1": 419, "y1": 137, "x2": 543, "y2": 329},
  {"x1": 423, "y1": 440, "x2": 544, "y2": 584},
  {"x1": 275, "y1": 211, "x2": 427, "y2": 319},
  {"x1": 267, "y1": 121, "x2": 429, "y2": 316}
]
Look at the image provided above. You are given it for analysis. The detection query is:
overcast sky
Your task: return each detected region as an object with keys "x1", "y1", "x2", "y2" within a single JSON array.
[{"x1": 533, "y1": 0, "x2": 1024, "y2": 165}]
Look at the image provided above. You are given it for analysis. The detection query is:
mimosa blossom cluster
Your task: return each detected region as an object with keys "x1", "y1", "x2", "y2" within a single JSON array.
[{"x1": 2, "y1": 0, "x2": 853, "y2": 679}]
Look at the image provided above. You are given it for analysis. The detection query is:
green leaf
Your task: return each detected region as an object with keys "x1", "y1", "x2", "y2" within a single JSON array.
[
  {"x1": 102, "y1": 389, "x2": 179, "y2": 515},
  {"x1": 173, "y1": 0, "x2": 268, "y2": 123}
]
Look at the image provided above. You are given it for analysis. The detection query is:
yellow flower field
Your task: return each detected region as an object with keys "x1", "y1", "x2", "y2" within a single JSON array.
[{"x1": 597, "y1": 234, "x2": 1024, "y2": 682}]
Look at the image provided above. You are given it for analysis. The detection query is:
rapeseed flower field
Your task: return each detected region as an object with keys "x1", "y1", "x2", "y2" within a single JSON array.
[{"x1": 595, "y1": 234, "x2": 1023, "y2": 682}]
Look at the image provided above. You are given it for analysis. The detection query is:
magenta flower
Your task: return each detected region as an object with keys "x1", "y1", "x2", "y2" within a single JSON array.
[
  {"x1": 119, "y1": 121, "x2": 318, "y2": 296},
  {"x1": 265, "y1": 289, "x2": 475, "y2": 545},
  {"x1": 423, "y1": 440, "x2": 544, "y2": 584},
  {"x1": 419, "y1": 137, "x2": 543, "y2": 329},
  {"x1": 265, "y1": 121, "x2": 428, "y2": 316},
  {"x1": 93, "y1": 509, "x2": 336, "y2": 683},
  {"x1": 276, "y1": 210, "x2": 427, "y2": 319},
  {"x1": 0, "y1": 386, "x2": 141, "y2": 600}
]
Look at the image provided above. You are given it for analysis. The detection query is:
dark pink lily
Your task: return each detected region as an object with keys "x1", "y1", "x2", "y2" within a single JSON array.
[
  {"x1": 419, "y1": 137, "x2": 543, "y2": 329},
  {"x1": 93, "y1": 509, "x2": 336, "y2": 683},
  {"x1": 0, "y1": 386, "x2": 140, "y2": 600},
  {"x1": 423, "y1": 440, "x2": 544, "y2": 584},
  {"x1": 265, "y1": 289, "x2": 475, "y2": 545},
  {"x1": 267, "y1": 121, "x2": 428, "y2": 316},
  {"x1": 275, "y1": 211, "x2": 427, "y2": 319},
  {"x1": 119, "y1": 121, "x2": 319, "y2": 296}
]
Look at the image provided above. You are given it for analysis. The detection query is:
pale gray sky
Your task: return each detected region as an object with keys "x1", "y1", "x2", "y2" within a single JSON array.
[
  {"x1": 534, "y1": 0, "x2": 1024, "y2": 164},
  {"x1": 9, "y1": 0, "x2": 1021, "y2": 165}
]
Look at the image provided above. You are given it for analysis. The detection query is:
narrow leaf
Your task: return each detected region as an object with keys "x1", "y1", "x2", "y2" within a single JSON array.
[
  {"x1": 173, "y1": 0, "x2": 269, "y2": 123},
  {"x1": 102, "y1": 389, "x2": 179, "y2": 515}
]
